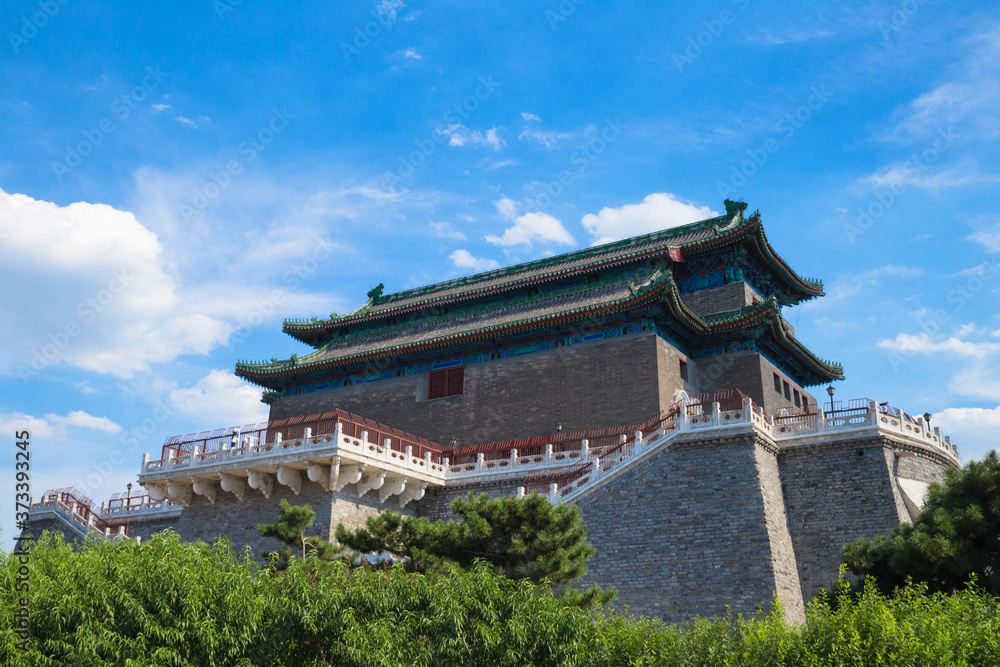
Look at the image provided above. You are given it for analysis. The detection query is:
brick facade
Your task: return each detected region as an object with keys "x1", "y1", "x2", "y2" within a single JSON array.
[{"x1": 270, "y1": 333, "x2": 664, "y2": 445}]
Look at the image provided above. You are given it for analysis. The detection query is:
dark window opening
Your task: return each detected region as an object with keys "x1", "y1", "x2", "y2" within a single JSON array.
[
  {"x1": 490, "y1": 351, "x2": 501, "y2": 360},
  {"x1": 802, "y1": 397, "x2": 809, "y2": 412},
  {"x1": 773, "y1": 373, "x2": 781, "y2": 393},
  {"x1": 679, "y1": 360, "x2": 689, "y2": 382},
  {"x1": 783, "y1": 381, "x2": 790, "y2": 400},
  {"x1": 793, "y1": 389, "x2": 801, "y2": 407},
  {"x1": 429, "y1": 367, "x2": 464, "y2": 399}
]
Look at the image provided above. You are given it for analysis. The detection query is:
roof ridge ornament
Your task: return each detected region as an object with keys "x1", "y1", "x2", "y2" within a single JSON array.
[
  {"x1": 367, "y1": 283, "x2": 385, "y2": 305},
  {"x1": 723, "y1": 198, "x2": 748, "y2": 220}
]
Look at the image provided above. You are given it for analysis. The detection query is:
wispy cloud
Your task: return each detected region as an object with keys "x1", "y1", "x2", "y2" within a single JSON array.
[
  {"x1": 150, "y1": 104, "x2": 171, "y2": 114},
  {"x1": 430, "y1": 222, "x2": 467, "y2": 240},
  {"x1": 440, "y1": 124, "x2": 505, "y2": 150},
  {"x1": 44, "y1": 410, "x2": 121, "y2": 433},
  {"x1": 395, "y1": 47, "x2": 422, "y2": 64},
  {"x1": 449, "y1": 249, "x2": 499, "y2": 271}
]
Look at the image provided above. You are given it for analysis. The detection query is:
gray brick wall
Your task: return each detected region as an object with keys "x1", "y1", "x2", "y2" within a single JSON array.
[
  {"x1": 572, "y1": 433, "x2": 803, "y2": 623},
  {"x1": 694, "y1": 352, "x2": 816, "y2": 415},
  {"x1": 778, "y1": 438, "x2": 912, "y2": 601},
  {"x1": 270, "y1": 333, "x2": 663, "y2": 445},
  {"x1": 171, "y1": 477, "x2": 417, "y2": 557},
  {"x1": 679, "y1": 282, "x2": 760, "y2": 316}
]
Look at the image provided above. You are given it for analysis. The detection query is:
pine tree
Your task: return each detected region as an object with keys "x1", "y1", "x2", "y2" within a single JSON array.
[
  {"x1": 335, "y1": 492, "x2": 614, "y2": 606},
  {"x1": 257, "y1": 499, "x2": 344, "y2": 568},
  {"x1": 842, "y1": 450, "x2": 1000, "y2": 596}
]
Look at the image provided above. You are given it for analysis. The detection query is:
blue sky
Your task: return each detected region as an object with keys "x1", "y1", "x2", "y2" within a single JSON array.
[{"x1": 2, "y1": 0, "x2": 999, "y2": 547}]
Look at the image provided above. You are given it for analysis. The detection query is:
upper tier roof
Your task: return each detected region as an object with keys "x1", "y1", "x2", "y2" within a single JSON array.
[
  {"x1": 282, "y1": 201, "x2": 824, "y2": 347},
  {"x1": 235, "y1": 266, "x2": 843, "y2": 389}
]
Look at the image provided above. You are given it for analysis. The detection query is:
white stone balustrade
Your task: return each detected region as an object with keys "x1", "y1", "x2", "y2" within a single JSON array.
[{"x1": 139, "y1": 398, "x2": 958, "y2": 510}]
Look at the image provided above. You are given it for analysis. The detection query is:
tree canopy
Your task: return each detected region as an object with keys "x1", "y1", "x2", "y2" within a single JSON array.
[
  {"x1": 257, "y1": 498, "x2": 344, "y2": 568},
  {"x1": 842, "y1": 449, "x2": 1000, "y2": 596},
  {"x1": 335, "y1": 492, "x2": 613, "y2": 607}
]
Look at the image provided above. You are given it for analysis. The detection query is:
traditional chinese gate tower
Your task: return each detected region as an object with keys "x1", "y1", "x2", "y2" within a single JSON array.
[
  {"x1": 31, "y1": 200, "x2": 960, "y2": 625},
  {"x1": 236, "y1": 199, "x2": 842, "y2": 445}
]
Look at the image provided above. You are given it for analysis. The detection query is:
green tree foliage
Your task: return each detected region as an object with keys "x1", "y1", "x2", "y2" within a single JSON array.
[
  {"x1": 3, "y1": 532, "x2": 999, "y2": 666},
  {"x1": 335, "y1": 492, "x2": 613, "y2": 606},
  {"x1": 257, "y1": 498, "x2": 344, "y2": 568},
  {"x1": 842, "y1": 449, "x2": 1000, "y2": 596},
  {"x1": 1, "y1": 531, "x2": 593, "y2": 666}
]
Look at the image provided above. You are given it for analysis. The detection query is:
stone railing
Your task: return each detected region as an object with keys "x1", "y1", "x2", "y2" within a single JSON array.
[
  {"x1": 516, "y1": 398, "x2": 958, "y2": 505},
  {"x1": 137, "y1": 397, "x2": 957, "y2": 509},
  {"x1": 772, "y1": 400, "x2": 958, "y2": 461},
  {"x1": 29, "y1": 494, "x2": 179, "y2": 539},
  {"x1": 141, "y1": 422, "x2": 448, "y2": 480}
]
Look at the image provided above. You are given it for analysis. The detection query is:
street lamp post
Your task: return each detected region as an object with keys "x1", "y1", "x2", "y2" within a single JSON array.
[{"x1": 826, "y1": 385, "x2": 836, "y2": 413}]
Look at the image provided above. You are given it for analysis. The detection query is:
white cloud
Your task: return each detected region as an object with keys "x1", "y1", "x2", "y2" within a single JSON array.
[
  {"x1": 73, "y1": 380, "x2": 97, "y2": 394},
  {"x1": 44, "y1": 410, "x2": 121, "y2": 433},
  {"x1": 484, "y1": 198, "x2": 575, "y2": 248},
  {"x1": 581, "y1": 193, "x2": 718, "y2": 245},
  {"x1": 395, "y1": 47, "x2": 422, "y2": 62},
  {"x1": 518, "y1": 124, "x2": 595, "y2": 148},
  {"x1": 375, "y1": 0, "x2": 405, "y2": 23},
  {"x1": 877, "y1": 333, "x2": 1000, "y2": 359},
  {"x1": 175, "y1": 115, "x2": 199, "y2": 129},
  {"x1": 966, "y1": 215, "x2": 1000, "y2": 252},
  {"x1": 0, "y1": 188, "x2": 233, "y2": 378},
  {"x1": 168, "y1": 369, "x2": 269, "y2": 427},
  {"x1": 521, "y1": 112, "x2": 541, "y2": 122},
  {"x1": 430, "y1": 222, "x2": 467, "y2": 240},
  {"x1": 440, "y1": 124, "x2": 505, "y2": 150},
  {"x1": 449, "y1": 249, "x2": 500, "y2": 272},
  {"x1": 150, "y1": 104, "x2": 171, "y2": 113},
  {"x1": 934, "y1": 406, "x2": 1000, "y2": 461},
  {"x1": 884, "y1": 26, "x2": 1000, "y2": 143}
]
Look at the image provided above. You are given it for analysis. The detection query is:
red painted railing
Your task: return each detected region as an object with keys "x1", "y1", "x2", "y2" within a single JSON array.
[{"x1": 161, "y1": 409, "x2": 444, "y2": 463}]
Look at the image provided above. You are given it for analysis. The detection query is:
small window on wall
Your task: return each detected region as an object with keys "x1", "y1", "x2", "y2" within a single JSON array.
[
  {"x1": 773, "y1": 373, "x2": 781, "y2": 393},
  {"x1": 429, "y1": 367, "x2": 464, "y2": 399},
  {"x1": 802, "y1": 397, "x2": 809, "y2": 412},
  {"x1": 793, "y1": 389, "x2": 801, "y2": 407},
  {"x1": 679, "y1": 360, "x2": 689, "y2": 381},
  {"x1": 783, "y1": 381, "x2": 790, "y2": 400}
]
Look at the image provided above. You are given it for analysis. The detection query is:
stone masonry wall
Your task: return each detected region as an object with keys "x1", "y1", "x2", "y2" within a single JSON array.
[
  {"x1": 573, "y1": 431, "x2": 804, "y2": 624},
  {"x1": 778, "y1": 436, "x2": 915, "y2": 601},
  {"x1": 172, "y1": 477, "x2": 417, "y2": 557},
  {"x1": 416, "y1": 478, "x2": 525, "y2": 522},
  {"x1": 693, "y1": 352, "x2": 815, "y2": 416},
  {"x1": 270, "y1": 332, "x2": 662, "y2": 445},
  {"x1": 679, "y1": 282, "x2": 760, "y2": 317}
]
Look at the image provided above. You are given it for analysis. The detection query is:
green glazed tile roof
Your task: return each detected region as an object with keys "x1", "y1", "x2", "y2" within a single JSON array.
[{"x1": 282, "y1": 204, "x2": 825, "y2": 345}]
